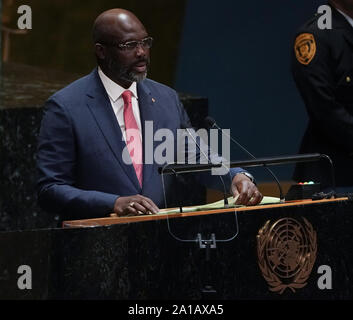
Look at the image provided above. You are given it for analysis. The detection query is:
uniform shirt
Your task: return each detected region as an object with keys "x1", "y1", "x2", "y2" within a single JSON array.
[{"x1": 98, "y1": 67, "x2": 142, "y2": 142}]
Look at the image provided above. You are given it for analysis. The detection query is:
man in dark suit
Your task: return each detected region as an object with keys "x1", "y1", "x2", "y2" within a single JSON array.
[
  {"x1": 37, "y1": 9, "x2": 262, "y2": 221},
  {"x1": 292, "y1": 0, "x2": 353, "y2": 191}
]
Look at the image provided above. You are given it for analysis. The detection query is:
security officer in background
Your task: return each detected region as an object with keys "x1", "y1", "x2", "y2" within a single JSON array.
[{"x1": 292, "y1": 0, "x2": 353, "y2": 192}]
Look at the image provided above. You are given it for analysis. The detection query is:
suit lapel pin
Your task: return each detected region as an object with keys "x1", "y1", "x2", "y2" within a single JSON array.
[{"x1": 152, "y1": 98, "x2": 156, "y2": 103}]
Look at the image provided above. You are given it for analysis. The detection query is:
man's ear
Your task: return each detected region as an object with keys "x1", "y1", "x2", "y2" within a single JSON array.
[{"x1": 95, "y1": 43, "x2": 106, "y2": 60}]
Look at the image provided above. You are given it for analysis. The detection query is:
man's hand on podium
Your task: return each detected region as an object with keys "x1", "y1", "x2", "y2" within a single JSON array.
[
  {"x1": 113, "y1": 195, "x2": 160, "y2": 216},
  {"x1": 231, "y1": 174, "x2": 263, "y2": 206}
]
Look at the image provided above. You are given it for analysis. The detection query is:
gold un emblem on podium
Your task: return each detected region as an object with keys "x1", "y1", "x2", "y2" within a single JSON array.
[{"x1": 257, "y1": 217, "x2": 317, "y2": 294}]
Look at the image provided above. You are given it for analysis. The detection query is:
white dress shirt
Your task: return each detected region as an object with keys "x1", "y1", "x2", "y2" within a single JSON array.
[
  {"x1": 337, "y1": 8, "x2": 353, "y2": 28},
  {"x1": 98, "y1": 67, "x2": 142, "y2": 142}
]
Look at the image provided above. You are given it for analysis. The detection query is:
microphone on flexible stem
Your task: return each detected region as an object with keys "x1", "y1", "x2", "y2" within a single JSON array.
[
  {"x1": 180, "y1": 124, "x2": 230, "y2": 207},
  {"x1": 204, "y1": 116, "x2": 285, "y2": 202},
  {"x1": 319, "y1": 154, "x2": 336, "y2": 193}
]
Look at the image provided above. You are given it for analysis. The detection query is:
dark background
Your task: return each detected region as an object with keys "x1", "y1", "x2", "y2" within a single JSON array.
[
  {"x1": 1, "y1": 0, "x2": 186, "y2": 86},
  {"x1": 175, "y1": 0, "x2": 326, "y2": 181}
]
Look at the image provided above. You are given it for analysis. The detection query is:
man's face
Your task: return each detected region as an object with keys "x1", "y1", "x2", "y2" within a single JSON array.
[{"x1": 105, "y1": 26, "x2": 151, "y2": 83}]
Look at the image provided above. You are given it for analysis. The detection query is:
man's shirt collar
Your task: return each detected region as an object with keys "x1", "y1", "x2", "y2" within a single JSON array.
[{"x1": 98, "y1": 67, "x2": 137, "y2": 102}]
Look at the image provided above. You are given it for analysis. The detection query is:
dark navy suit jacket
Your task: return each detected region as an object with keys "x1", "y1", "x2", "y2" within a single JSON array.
[{"x1": 37, "y1": 69, "x2": 243, "y2": 220}]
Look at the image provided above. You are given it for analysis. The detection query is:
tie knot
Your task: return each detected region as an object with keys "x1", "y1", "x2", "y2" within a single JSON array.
[{"x1": 122, "y1": 90, "x2": 132, "y2": 106}]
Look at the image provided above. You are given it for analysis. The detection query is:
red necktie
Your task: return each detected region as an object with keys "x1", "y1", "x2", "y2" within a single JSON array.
[{"x1": 122, "y1": 90, "x2": 143, "y2": 187}]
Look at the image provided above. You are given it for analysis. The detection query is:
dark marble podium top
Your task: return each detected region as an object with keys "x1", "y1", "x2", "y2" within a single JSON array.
[
  {"x1": 0, "y1": 198, "x2": 352, "y2": 299},
  {"x1": 0, "y1": 62, "x2": 81, "y2": 109}
]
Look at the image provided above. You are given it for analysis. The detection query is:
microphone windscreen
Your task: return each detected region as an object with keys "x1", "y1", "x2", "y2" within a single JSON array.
[
  {"x1": 204, "y1": 116, "x2": 216, "y2": 129},
  {"x1": 180, "y1": 122, "x2": 189, "y2": 130}
]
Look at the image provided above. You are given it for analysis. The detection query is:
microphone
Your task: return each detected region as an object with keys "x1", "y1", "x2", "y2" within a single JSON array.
[
  {"x1": 180, "y1": 123, "x2": 230, "y2": 207},
  {"x1": 204, "y1": 116, "x2": 285, "y2": 202}
]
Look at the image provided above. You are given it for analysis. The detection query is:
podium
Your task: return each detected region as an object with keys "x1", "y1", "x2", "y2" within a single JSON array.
[{"x1": 0, "y1": 198, "x2": 352, "y2": 300}]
